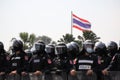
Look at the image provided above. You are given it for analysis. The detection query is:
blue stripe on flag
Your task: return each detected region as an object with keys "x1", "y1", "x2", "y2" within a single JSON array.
[{"x1": 73, "y1": 18, "x2": 91, "y2": 28}]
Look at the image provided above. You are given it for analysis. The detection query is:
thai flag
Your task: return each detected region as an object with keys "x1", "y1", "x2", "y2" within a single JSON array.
[{"x1": 72, "y1": 13, "x2": 91, "y2": 31}]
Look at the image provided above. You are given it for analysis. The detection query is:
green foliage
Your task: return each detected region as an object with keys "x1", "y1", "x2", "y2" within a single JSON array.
[
  {"x1": 57, "y1": 31, "x2": 100, "y2": 50},
  {"x1": 82, "y1": 31, "x2": 100, "y2": 43},
  {"x1": 19, "y1": 32, "x2": 36, "y2": 50},
  {"x1": 18, "y1": 31, "x2": 100, "y2": 50},
  {"x1": 58, "y1": 33, "x2": 75, "y2": 43},
  {"x1": 39, "y1": 35, "x2": 52, "y2": 45},
  {"x1": 28, "y1": 34, "x2": 36, "y2": 47},
  {"x1": 20, "y1": 32, "x2": 28, "y2": 44}
]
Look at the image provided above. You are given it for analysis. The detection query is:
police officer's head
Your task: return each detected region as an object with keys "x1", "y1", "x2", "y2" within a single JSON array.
[
  {"x1": 83, "y1": 40, "x2": 94, "y2": 54},
  {"x1": 67, "y1": 42, "x2": 79, "y2": 59},
  {"x1": 45, "y1": 44, "x2": 56, "y2": 59},
  {"x1": 107, "y1": 41, "x2": 118, "y2": 56},
  {"x1": 0, "y1": 41, "x2": 4, "y2": 53},
  {"x1": 25, "y1": 49, "x2": 32, "y2": 60},
  {"x1": 32, "y1": 41, "x2": 45, "y2": 55},
  {"x1": 12, "y1": 40, "x2": 23, "y2": 52},
  {"x1": 55, "y1": 42, "x2": 67, "y2": 58},
  {"x1": 94, "y1": 41, "x2": 107, "y2": 56}
]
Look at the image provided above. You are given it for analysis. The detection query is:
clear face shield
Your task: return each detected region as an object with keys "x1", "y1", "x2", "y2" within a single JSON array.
[
  {"x1": 55, "y1": 46, "x2": 66, "y2": 55},
  {"x1": 35, "y1": 44, "x2": 41, "y2": 51},
  {"x1": 31, "y1": 43, "x2": 45, "y2": 54},
  {"x1": 45, "y1": 46, "x2": 54, "y2": 54},
  {"x1": 107, "y1": 46, "x2": 116, "y2": 52}
]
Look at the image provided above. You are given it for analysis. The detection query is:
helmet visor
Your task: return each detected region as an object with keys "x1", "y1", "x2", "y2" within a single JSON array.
[{"x1": 55, "y1": 46, "x2": 66, "y2": 55}]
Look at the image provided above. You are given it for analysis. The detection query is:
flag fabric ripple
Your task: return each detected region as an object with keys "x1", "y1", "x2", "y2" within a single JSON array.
[{"x1": 72, "y1": 13, "x2": 91, "y2": 31}]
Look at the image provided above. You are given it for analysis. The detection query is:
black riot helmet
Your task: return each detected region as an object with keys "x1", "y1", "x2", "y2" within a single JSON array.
[
  {"x1": 0, "y1": 41, "x2": 4, "y2": 53},
  {"x1": 94, "y1": 41, "x2": 107, "y2": 56},
  {"x1": 12, "y1": 40, "x2": 23, "y2": 52},
  {"x1": 45, "y1": 44, "x2": 56, "y2": 58},
  {"x1": 107, "y1": 41, "x2": 118, "y2": 56},
  {"x1": 67, "y1": 42, "x2": 79, "y2": 59},
  {"x1": 33, "y1": 41, "x2": 45, "y2": 53},
  {"x1": 83, "y1": 40, "x2": 94, "y2": 54},
  {"x1": 55, "y1": 42, "x2": 67, "y2": 58},
  {"x1": 71, "y1": 41, "x2": 80, "y2": 54}
]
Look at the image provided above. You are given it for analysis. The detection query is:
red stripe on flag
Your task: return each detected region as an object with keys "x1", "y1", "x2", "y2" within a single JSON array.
[
  {"x1": 73, "y1": 25, "x2": 84, "y2": 31},
  {"x1": 73, "y1": 25, "x2": 91, "y2": 31},
  {"x1": 72, "y1": 14, "x2": 90, "y2": 23}
]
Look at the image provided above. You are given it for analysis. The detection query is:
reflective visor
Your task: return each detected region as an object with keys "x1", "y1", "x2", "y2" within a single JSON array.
[{"x1": 55, "y1": 46, "x2": 66, "y2": 55}]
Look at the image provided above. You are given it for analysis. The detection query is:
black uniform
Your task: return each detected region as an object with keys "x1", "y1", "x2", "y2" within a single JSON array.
[
  {"x1": 29, "y1": 41, "x2": 47, "y2": 80},
  {"x1": 45, "y1": 42, "x2": 71, "y2": 80},
  {"x1": 6, "y1": 40, "x2": 30, "y2": 80},
  {"x1": 71, "y1": 40, "x2": 98, "y2": 80},
  {"x1": 94, "y1": 41, "x2": 112, "y2": 80},
  {"x1": 106, "y1": 52, "x2": 120, "y2": 71},
  {"x1": 0, "y1": 42, "x2": 8, "y2": 80},
  {"x1": 45, "y1": 56, "x2": 71, "y2": 80},
  {"x1": 29, "y1": 52, "x2": 47, "y2": 73},
  {"x1": 7, "y1": 51, "x2": 29, "y2": 75},
  {"x1": 97, "y1": 55, "x2": 111, "y2": 80},
  {"x1": 0, "y1": 51, "x2": 7, "y2": 80},
  {"x1": 100, "y1": 41, "x2": 120, "y2": 80},
  {"x1": 6, "y1": 51, "x2": 29, "y2": 80},
  {"x1": 28, "y1": 51, "x2": 47, "y2": 80},
  {"x1": 73, "y1": 52, "x2": 98, "y2": 80},
  {"x1": 103, "y1": 52, "x2": 120, "y2": 80},
  {"x1": 75, "y1": 53, "x2": 98, "y2": 72},
  {"x1": 0, "y1": 52, "x2": 7, "y2": 72}
]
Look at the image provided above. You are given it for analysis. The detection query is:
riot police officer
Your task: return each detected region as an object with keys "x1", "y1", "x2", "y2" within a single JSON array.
[
  {"x1": 44, "y1": 44, "x2": 56, "y2": 80},
  {"x1": 6, "y1": 40, "x2": 29, "y2": 80},
  {"x1": 45, "y1": 44, "x2": 56, "y2": 60},
  {"x1": 70, "y1": 40, "x2": 98, "y2": 80},
  {"x1": 94, "y1": 41, "x2": 111, "y2": 80},
  {"x1": 0, "y1": 42, "x2": 7, "y2": 80},
  {"x1": 67, "y1": 41, "x2": 80, "y2": 73},
  {"x1": 67, "y1": 42, "x2": 79, "y2": 61},
  {"x1": 107, "y1": 41, "x2": 118, "y2": 58},
  {"x1": 102, "y1": 41, "x2": 120, "y2": 75},
  {"x1": 29, "y1": 41, "x2": 47, "y2": 80},
  {"x1": 45, "y1": 42, "x2": 71, "y2": 80},
  {"x1": 67, "y1": 42, "x2": 80, "y2": 80}
]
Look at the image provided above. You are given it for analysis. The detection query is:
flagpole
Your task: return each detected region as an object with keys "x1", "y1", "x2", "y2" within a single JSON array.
[{"x1": 71, "y1": 11, "x2": 73, "y2": 35}]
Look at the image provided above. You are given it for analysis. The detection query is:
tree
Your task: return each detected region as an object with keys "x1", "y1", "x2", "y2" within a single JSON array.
[
  {"x1": 51, "y1": 41, "x2": 57, "y2": 45},
  {"x1": 57, "y1": 33, "x2": 83, "y2": 51},
  {"x1": 35, "y1": 35, "x2": 52, "y2": 45},
  {"x1": 41, "y1": 35, "x2": 52, "y2": 45},
  {"x1": 28, "y1": 33, "x2": 36, "y2": 48},
  {"x1": 19, "y1": 32, "x2": 36, "y2": 49},
  {"x1": 20, "y1": 32, "x2": 28, "y2": 44},
  {"x1": 58, "y1": 33, "x2": 75, "y2": 43},
  {"x1": 19, "y1": 32, "x2": 29, "y2": 49},
  {"x1": 78, "y1": 35, "x2": 84, "y2": 42},
  {"x1": 82, "y1": 30, "x2": 100, "y2": 43}
]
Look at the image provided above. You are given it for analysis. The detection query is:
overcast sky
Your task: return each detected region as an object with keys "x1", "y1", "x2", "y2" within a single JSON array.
[{"x1": 0, "y1": 0, "x2": 120, "y2": 50}]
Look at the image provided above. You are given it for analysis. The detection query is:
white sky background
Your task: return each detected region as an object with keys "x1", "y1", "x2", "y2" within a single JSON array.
[{"x1": 0, "y1": 0, "x2": 120, "y2": 50}]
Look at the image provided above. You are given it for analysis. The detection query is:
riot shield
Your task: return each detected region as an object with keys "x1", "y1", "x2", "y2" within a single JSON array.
[
  {"x1": 68, "y1": 73, "x2": 78, "y2": 80},
  {"x1": 44, "y1": 72, "x2": 67, "y2": 80},
  {"x1": 29, "y1": 73, "x2": 44, "y2": 80},
  {"x1": 103, "y1": 71, "x2": 120, "y2": 80},
  {"x1": 21, "y1": 74, "x2": 30, "y2": 80},
  {"x1": 0, "y1": 75, "x2": 5, "y2": 80},
  {"x1": 6, "y1": 74, "x2": 20, "y2": 80},
  {"x1": 68, "y1": 71, "x2": 97, "y2": 80}
]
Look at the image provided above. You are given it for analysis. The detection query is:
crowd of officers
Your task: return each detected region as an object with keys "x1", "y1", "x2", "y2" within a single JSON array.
[{"x1": 0, "y1": 39, "x2": 120, "y2": 80}]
